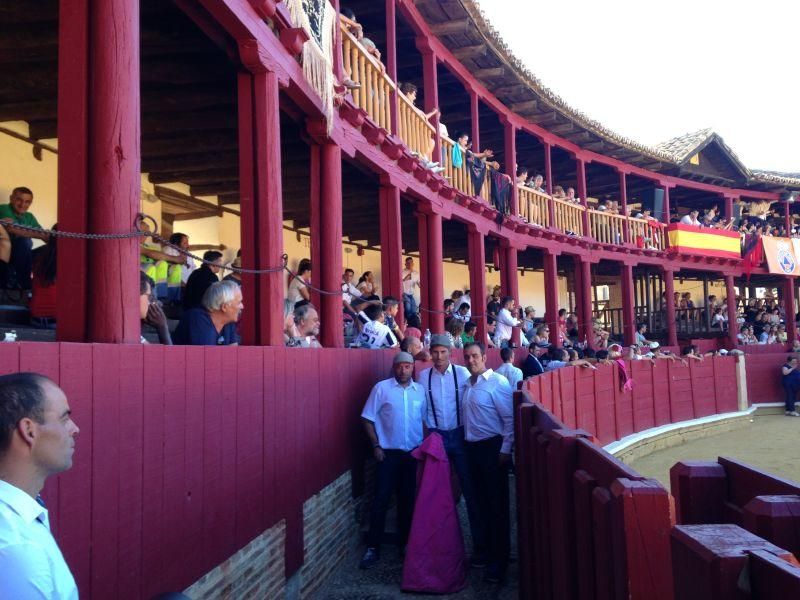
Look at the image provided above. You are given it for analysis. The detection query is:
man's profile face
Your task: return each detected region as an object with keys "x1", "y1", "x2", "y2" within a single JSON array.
[
  {"x1": 31, "y1": 382, "x2": 79, "y2": 475},
  {"x1": 10, "y1": 190, "x2": 33, "y2": 215},
  {"x1": 222, "y1": 289, "x2": 244, "y2": 323},
  {"x1": 405, "y1": 258, "x2": 414, "y2": 270},
  {"x1": 393, "y1": 361, "x2": 414, "y2": 384},
  {"x1": 386, "y1": 304, "x2": 398, "y2": 316},
  {"x1": 300, "y1": 307, "x2": 320, "y2": 336},
  {"x1": 209, "y1": 259, "x2": 223, "y2": 274},
  {"x1": 463, "y1": 346, "x2": 486, "y2": 375},
  {"x1": 431, "y1": 345, "x2": 450, "y2": 371},
  {"x1": 406, "y1": 337, "x2": 422, "y2": 355}
]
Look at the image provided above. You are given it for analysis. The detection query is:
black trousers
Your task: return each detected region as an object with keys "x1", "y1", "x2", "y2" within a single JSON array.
[
  {"x1": 465, "y1": 435, "x2": 509, "y2": 572},
  {"x1": 366, "y1": 449, "x2": 417, "y2": 549}
]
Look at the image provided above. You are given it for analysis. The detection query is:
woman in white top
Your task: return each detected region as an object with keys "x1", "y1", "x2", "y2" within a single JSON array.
[
  {"x1": 357, "y1": 271, "x2": 376, "y2": 297},
  {"x1": 286, "y1": 259, "x2": 311, "y2": 316}
]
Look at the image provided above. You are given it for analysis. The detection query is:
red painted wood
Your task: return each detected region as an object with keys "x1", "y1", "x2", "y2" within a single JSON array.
[
  {"x1": 416, "y1": 212, "x2": 429, "y2": 330},
  {"x1": 385, "y1": 0, "x2": 399, "y2": 134},
  {"x1": 662, "y1": 268, "x2": 679, "y2": 347},
  {"x1": 469, "y1": 87, "x2": 479, "y2": 151},
  {"x1": 557, "y1": 368, "x2": 576, "y2": 428},
  {"x1": 631, "y1": 360, "x2": 656, "y2": 431},
  {"x1": 576, "y1": 158, "x2": 589, "y2": 235},
  {"x1": 620, "y1": 264, "x2": 636, "y2": 346},
  {"x1": 785, "y1": 277, "x2": 798, "y2": 343},
  {"x1": 543, "y1": 250, "x2": 559, "y2": 345},
  {"x1": 576, "y1": 258, "x2": 593, "y2": 346},
  {"x1": 668, "y1": 360, "x2": 695, "y2": 422},
  {"x1": 426, "y1": 212, "x2": 445, "y2": 333},
  {"x1": 316, "y1": 144, "x2": 345, "y2": 347},
  {"x1": 56, "y1": 0, "x2": 89, "y2": 342},
  {"x1": 237, "y1": 71, "x2": 258, "y2": 346},
  {"x1": 593, "y1": 367, "x2": 617, "y2": 444},
  {"x1": 418, "y1": 44, "x2": 440, "y2": 162},
  {"x1": 379, "y1": 186, "x2": 405, "y2": 324},
  {"x1": 183, "y1": 347, "x2": 207, "y2": 578},
  {"x1": 725, "y1": 275, "x2": 739, "y2": 348},
  {"x1": 467, "y1": 226, "x2": 487, "y2": 344},
  {"x1": 689, "y1": 359, "x2": 716, "y2": 418},
  {"x1": 504, "y1": 120, "x2": 518, "y2": 217},
  {"x1": 501, "y1": 245, "x2": 521, "y2": 346},
  {"x1": 619, "y1": 170, "x2": 630, "y2": 243}
]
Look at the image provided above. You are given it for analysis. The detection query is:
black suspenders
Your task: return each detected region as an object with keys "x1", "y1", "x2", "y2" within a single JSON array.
[{"x1": 428, "y1": 366, "x2": 460, "y2": 429}]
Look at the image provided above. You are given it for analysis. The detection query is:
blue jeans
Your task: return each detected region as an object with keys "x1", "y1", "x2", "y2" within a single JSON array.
[
  {"x1": 403, "y1": 293, "x2": 417, "y2": 317},
  {"x1": 10, "y1": 236, "x2": 32, "y2": 289},
  {"x1": 431, "y1": 427, "x2": 486, "y2": 556}
]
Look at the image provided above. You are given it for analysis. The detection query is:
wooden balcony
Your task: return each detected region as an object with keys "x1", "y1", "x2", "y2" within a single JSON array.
[
  {"x1": 342, "y1": 28, "x2": 393, "y2": 132},
  {"x1": 588, "y1": 209, "x2": 626, "y2": 245},
  {"x1": 631, "y1": 217, "x2": 666, "y2": 251},
  {"x1": 553, "y1": 198, "x2": 585, "y2": 236},
  {"x1": 518, "y1": 185, "x2": 550, "y2": 228}
]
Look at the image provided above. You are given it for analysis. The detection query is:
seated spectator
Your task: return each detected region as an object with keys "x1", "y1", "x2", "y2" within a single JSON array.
[
  {"x1": 545, "y1": 347, "x2": 595, "y2": 371},
  {"x1": 710, "y1": 307, "x2": 727, "y2": 330},
  {"x1": 285, "y1": 303, "x2": 322, "y2": 348},
  {"x1": 776, "y1": 324, "x2": 788, "y2": 344},
  {"x1": 451, "y1": 132, "x2": 493, "y2": 172},
  {"x1": 353, "y1": 303, "x2": 399, "y2": 349},
  {"x1": 445, "y1": 318, "x2": 464, "y2": 349},
  {"x1": 495, "y1": 347, "x2": 523, "y2": 389},
  {"x1": 399, "y1": 82, "x2": 442, "y2": 170},
  {"x1": 29, "y1": 229, "x2": 57, "y2": 327},
  {"x1": 461, "y1": 321, "x2": 476, "y2": 345},
  {"x1": 635, "y1": 322, "x2": 654, "y2": 346},
  {"x1": 382, "y1": 296, "x2": 404, "y2": 342},
  {"x1": 173, "y1": 280, "x2": 242, "y2": 346},
  {"x1": 528, "y1": 174, "x2": 545, "y2": 193},
  {"x1": 183, "y1": 250, "x2": 223, "y2": 310},
  {"x1": 522, "y1": 343, "x2": 547, "y2": 378},
  {"x1": 340, "y1": 8, "x2": 384, "y2": 69},
  {"x1": 681, "y1": 344, "x2": 704, "y2": 361},
  {"x1": 532, "y1": 324, "x2": 550, "y2": 346},
  {"x1": 400, "y1": 335, "x2": 430, "y2": 362},
  {"x1": 443, "y1": 298, "x2": 455, "y2": 317},
  {"x1": 453, "y1": 302, "x2": 470, "y2": 323},
  {"x1": 552, "y1": 186, "x2": 566, "y2": 200},
  {"x1": 341, "y1": 268, "x2": 363, "y2": 317},
  {"x1": 139, "y1": 272, "x2": 172, "y2": 345},
  {"x1": 592, "y1": 318, "x2": 610, "y2": 349},
  {"x1": 521, "y1": 306, "x2": 536, "y2": 339},
  {"x1": 222, "y1": 256, "x2": 242, "y2": 286},
  {"x1": 565, "y1": 187, "x2": 581, "y2": 204},
  {"x1": 286, "y1": 259, "x2": 312, "y2": 316},
  {"x1": 357, "y1": 271, "x2": 376, "y2": 297},
  {"x1": 516, "y1": 167, "x2": 529, "y2": 187},
  {"x1": 0, "y1": 187, "x2": 49, "y2": 290},
  {"x1": 680, "y1": 209, "x2": 701, "y2": 226},
  {"x1": 0, "y1": 223, "x2": 9, "y2": 288}
]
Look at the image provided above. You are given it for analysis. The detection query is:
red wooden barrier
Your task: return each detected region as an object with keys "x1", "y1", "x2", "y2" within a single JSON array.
[{"x1": 748, "y1": 548, "x2": 800, "y2": 598}]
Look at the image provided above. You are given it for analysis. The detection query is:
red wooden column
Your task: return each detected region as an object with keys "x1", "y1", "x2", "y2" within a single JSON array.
[
  {"x1": 417, "y1": 40, "x2": 440, "y2": 161},
  {"x1": 237, "y1": 49, "x2": 285, "y2": 346},
  {"x1": 543, "y1": 249, "x2": 560, "y2": 345},
  {"x1": 785, "y1": 201, "x2": 793, "y2": 236},
  {"x1": 575, "y1": 257, "x2": 594, "y2": 346},
  {"x1": 503, "y1": 120, "x2": 518, "y2": 217},
  {"x1": 662, "y1": 267, "x2": 679, "y2": 348},
  {"x1": 620, "y1": 262, "x2": 636, "y2": 346},
  {"x1": 785, "y1": 276, "x2": 797, "y2": 343},
  {"x1": 385, "y1": 0, "x2": 399, "y2": 134},
  {"x1": 467, "y1": 225, "x2": 488, "y2": 344},
  {"x1": 725, "y1": 274, "x2": 739, "y2": 347},
  {"x1": 619, "y1": 169, "x2": 630, "y2": 243},
  {"x1": 544, "y1": 141, "x2": 556, "y2": 230},
  {"x1": 309, "y1": 140, "x2": 344, "y2": 348},
  {"x1": 469, "y1": 87, "x2": 480, "y2": 150},
  {"x1": 416, "y1": 211, "x2": 430, "y2": 330},
  {"x1": 379, "y1": 184, "x2": 404, "y2": 324},
  {"x1": 426, "y1": 211, "x2": 445, "y2": 333},
  {"x1": 500, "y1": 242, "x2": 521, "y2": 345},
  {"x1": 577, "y1": 156, "x2": 589, "y2": 236},
  {"x1": 57, "y1": 0, "x2": 141, "y2": 342},
  {"x1": 723, "y1": 193, "x2": 735, "y2": 223}
]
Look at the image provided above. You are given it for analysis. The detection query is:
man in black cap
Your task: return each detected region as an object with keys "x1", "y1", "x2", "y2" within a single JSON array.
[
  {"x1": 359, "y1": 352, "x2": 425, "y2": 569},
  {"x1": 417, "y1": 334, "x2": 486, "y2": 566}
]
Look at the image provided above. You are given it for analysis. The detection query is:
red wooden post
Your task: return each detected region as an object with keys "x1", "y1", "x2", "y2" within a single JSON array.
[
  {"x1": 543, "y1": 141, "x2": 553, "y2": 195},
  {"x1": 786, "y1": 277, "x2": 798, "y2": 344},
  {"x1": 504, "y1": 120, "x2": 518, "y2": 217},
  {"x1": 467, "y1": 225, "x2": 487, "y2": 344},
  {"x1": 785, "y1": 200, "x2": 793, "y2": 236},
  {"x1": 418, "y1": 40, "x2": 439, "y2": 162},
  {"x1": 312, "y1": 142, "x2": 344, "y2": 348},
  {"x1": 56, "y1": 0, "x2": 90, "y2": 342},
  {"x1": 500, "y1": 243, "x2": 520, "y2": 346},
  {"x1": 621, "y1": 262, "x2": 636, "y2": 346},
  {"x1": 663, "y1": 267, "x2": 679, "y2": 347},
  {"x1": 577, "y1": 156, "x2": 589, "y2": 236},
  {"x1": 416, "y1": 211, "x2": 430, "y2": 330},
  {"x1": 576, "y1": 257, "x2": 593, "y2": 346},
  {"x1": 670, "y1": 461, "x2": 728, "y2": 524},
  {"x1": 469, "y1": 86, "x2": 480, "y2": 150},
  {"x1": 69, "y1": 0, "x2": 141, "y2": 343},
  {"x1": 725, "y1": 274, "x2": 738, "y2": 348},
  {"x1": 724, "y1": 193, "x2": 735, "y2": 223},
  {"x1": 379, "y1": 185, "x2": 404, "y2": 324},
  {"x1": 426, "y1": 211, "x2": 445, "y2": 333},
  {"x1": 662, "y1": 183, "x2": 672, "y2": 224},
  {"x1": 543, "y1": 249, "x2": 560, "y2": 345},
  {"x1": 619, "y1": 169, "x2": 630, "y2": 243},
  {"x1": 331, "y1": 0, "x2": 343, "y2": 81},
  {"x1": 385, "y1": 0, "x2": 399, "y2": 134}
]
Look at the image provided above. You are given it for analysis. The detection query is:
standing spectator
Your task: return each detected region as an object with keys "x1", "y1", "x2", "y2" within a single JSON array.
[
  {"x1": 0, "y1": 373, "x2": 79, "y2": 598},
  {"x1": 0, "y1": 187, "x2": 49, "y2": 290},
  {"x1": 140, "y1": 272, "x2": 172, "y2": 345},
  {"x1": 285, "y1": 303, "x2": 322, "y2": 348},
  {"x1": 522, "y1": 343, "x2": 547, "y2": 379},
  {"x1": 417, "y1": 335, "x2": 484, "y2": 566},
  {"x1": 402, "y1": 257, "x2": 420, "y2": 318},
  {"x1": 222, "y1": 256, "x2": 242, "y2": 286},
  {"x1": 443, "y1": 299, "x2": 455, "y2": 317},
  {"x1": 183, "y1": 250, "x2": 223, "y2": 310},
  {"x1": 286, "y1": 259, "x2": 312, "y2": 316},
  {"x1": 172, "y1": 280, "x2": 242, "y2": 346},
  {"x1": 486, "y1": 286, "x2": 502, "y2": 324},
  {"x1": 359, "y1": 353, "x2": 425, "y2": 569},
  {"x1": 556, "y1": 308, "x2": 568, "y2": 344},
  {"x1": 521, "y1": 306, "x2": 536, "y2": 340},
  {"x1": 461, "y1": 342, "x2": 514, "y2": 583},
  {"x1": 782, "y1": 356, "x2": 800, "y2": 416},
  {"x1": 495, "y1": 296, "x2": 520, "y2": 348},
  {"x1": 495, "y1": 347, "x2": 523, "y2": 390}
]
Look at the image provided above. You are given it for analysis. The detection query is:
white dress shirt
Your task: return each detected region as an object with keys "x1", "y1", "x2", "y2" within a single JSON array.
[
  {"x1": 680, "y1": 215, "x2": 701, "y2": 226},
  {"x1": 362, "y1": 378, "x2": 425, "y2": 451},
  {"x1": 354, "y1": 319, "x2": 398, "y2": 349},
  {"x1": 0, "y1": 480, "x2": 78, "y2": 600},
  {"x1": 495, "y1": 308, "x2": 520, "y2": 343},
  {"x1": 341, "y1": 281, "x2": 361, "y2": 305},
  {"x1": 495, "y1": 363, "x2": 523, "y2": 391},
  {"x1": 417, "y1": 363, "x2": 471, "y2": 430},
  {"x1": 462, "y1": 369, "x2": 515, "y2": 454},
  {"x1": 402, "y1": 269, "x2": 420, "y2": 296}
]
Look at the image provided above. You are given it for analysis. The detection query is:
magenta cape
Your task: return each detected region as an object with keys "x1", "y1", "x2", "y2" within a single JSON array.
[{"x1": 401, "y1": 432, "x2": 467, "y2": 593}]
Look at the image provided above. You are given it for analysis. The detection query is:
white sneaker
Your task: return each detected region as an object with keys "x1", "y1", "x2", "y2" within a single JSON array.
[{"x1": 785, "y1": 411, "x2": 800, "y2": 417}]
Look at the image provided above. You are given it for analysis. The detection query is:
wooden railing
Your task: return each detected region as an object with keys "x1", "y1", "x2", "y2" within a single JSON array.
[
  {"x1": 397, "y1": 93, "x2": 435, "y2": 158},
  {"x1": 518, "y1": 185, "x2": 550, "y2": 227},
  {"x1": 341, "y1": 28, "x2": 393, "y2": 131},
  {"x1": 588, "y1": 209, "x2": 626, "y2": 245},
  {"x1": 553, "y1": 198, "x2": 584, "y2": 235},
  {"x1": 630, "y1": 216, "x2": 666, "y2": 251},
  {"x1": 441, "y1": 135, "x2": 475, "y2": 197}
]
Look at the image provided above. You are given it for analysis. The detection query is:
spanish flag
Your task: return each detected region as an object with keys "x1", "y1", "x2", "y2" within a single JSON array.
[{"x1": 666, "y1": 224, "x2": 741, "y2": 260}]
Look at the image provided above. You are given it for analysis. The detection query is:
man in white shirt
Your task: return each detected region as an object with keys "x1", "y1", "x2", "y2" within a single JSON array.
[
  {"x1": 495, "y1": 347, "x2": 523, "y2": 390},
  {"x1": 680, "y1": 209, "x2": 701, "y2": 226},
  {"x1": 359, "y1": 352, "x2": 425, "y2": 569},
  {"x1": 353, "y1": 304, "x2": 399, "y2": 349},
  {"x1": 341, "y1": 268, "x2": 363, "y2": 317},
  {"x1": 495, "y1": 296, "x2": 521, "y2": 348},
  {"x1": 461, "y1": 342, "x2": 514, "y2": 583},
  {"x1": 402, "y1": 257, "x2": 420, "y2": 318},
  {"x1": 416, "y1": 335, "x2": 485, "y2": 565},
  {"x1": 0, "y1": 373, "x2": 80, "y2": 599}
]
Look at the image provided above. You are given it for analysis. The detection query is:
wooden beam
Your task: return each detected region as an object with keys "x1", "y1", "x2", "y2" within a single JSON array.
[
  {"x1": 490, "y1": 84, "x2": 526, "y2": 97},
  {"x1": 473, "y1": 67, "x2": 505, "y2": 80},
  {"x1": 430, "y1": 19, "x2": 470, "y2": 36},
  {"x1": 527, "y1": 111, "x2": 559, "y2": 125},
  {"x1": 154, "y1": 185, "x2": 240, "y2": 217},
  {"x1": 189, "y1": 182, "x2": 238, "y2": 196},
  {"x1": 549, "y1": 122, "x2": 576, "y2": 135},
  {"x1": 510, "y1": 100, "x2": 538, "y2": 113},
  {"x1": 452, "y1": 44, "x2": 487, "y2": 60},
  {"x1": 218, "y1": 193, "x2": 240, "y2": 205},
  {"x1": 171, "y1": 208, "x2": 223, "y2": 221}
]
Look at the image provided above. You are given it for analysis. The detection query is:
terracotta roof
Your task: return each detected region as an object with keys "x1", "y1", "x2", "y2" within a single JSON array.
[{"x1": 426, "y1": 0, "x2": 800, "y2": 190}]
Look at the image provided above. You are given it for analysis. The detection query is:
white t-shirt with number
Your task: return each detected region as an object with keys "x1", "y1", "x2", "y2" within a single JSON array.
[{"x1": 355, "y1": 320, "x2": 398, "y2": 349}]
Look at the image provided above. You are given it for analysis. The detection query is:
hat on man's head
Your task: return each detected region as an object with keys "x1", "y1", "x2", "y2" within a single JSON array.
[
  {"x1": 649, "y1": 341, "x2": 660, "y2": 349},
  {"x1": 429, "y1": 333, "x2": 451, "y2": 349},
  {"x1": 393, "y1": 352, "x2": 415, "y2": 364}
]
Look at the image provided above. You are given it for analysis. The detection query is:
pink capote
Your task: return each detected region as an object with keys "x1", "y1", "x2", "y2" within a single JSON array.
[{"x1": 401, "y1": 432, "x2": 467, "y2": 593}]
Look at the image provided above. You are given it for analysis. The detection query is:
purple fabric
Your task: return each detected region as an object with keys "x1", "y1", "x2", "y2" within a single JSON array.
[{"x1": 401, "y1": 433, "x2": 467, "y2": 593}]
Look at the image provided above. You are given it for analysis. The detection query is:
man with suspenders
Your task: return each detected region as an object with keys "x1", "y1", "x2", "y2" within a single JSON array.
[{"x1": 416, "y1": 334, "x2": 486, "y2": 567}]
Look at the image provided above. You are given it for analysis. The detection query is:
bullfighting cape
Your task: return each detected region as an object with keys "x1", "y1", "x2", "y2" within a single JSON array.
[{"x1": 401, "y1": 432, "x2": 467, "y2": 593}]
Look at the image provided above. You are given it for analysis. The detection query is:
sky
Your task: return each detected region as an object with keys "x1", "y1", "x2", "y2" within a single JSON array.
[{"x1": 475, "y1": 0, "x2": 799, "y2": 173}]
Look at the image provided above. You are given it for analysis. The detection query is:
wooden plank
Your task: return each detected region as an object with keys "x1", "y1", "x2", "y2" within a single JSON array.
[
  {"x1": 575, "y1": 367, "x2": 597, "y2": 437},
  {"x1": 199, "y1": 345, "x2": 224, "y2": 572},
  {"x1": 219, "y1": 347, "x2": 238, "y2": 556},
  {"x1": 262, "y1": 347, "x2": 278, "y2": 527},
  {"x1": 302, "y1": 349, "x2": 321, "y2": 498},
  {"x1": 593, "y1": 367, "x2": 616, "y2": 444},
  {"x1": 183, "y1": 346, "x2": 206, "y2": 580},
  {"x1": 0, "y1": 341, "x2": 20, "y2": 374},
  {"x1": 235, "y1": 346, "x2": 264, "y2": 546}
]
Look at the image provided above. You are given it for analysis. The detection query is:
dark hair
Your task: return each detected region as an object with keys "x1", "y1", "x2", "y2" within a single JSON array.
[
  {"x1": 344, "y1": 268, "x2": 354, "y2": 275},
  {"x1": 400, "y1": 336, "x2": 419, "y2": 352},
  {"x1": 595, "y1": 349, "x2": 609, "y2": 360},
  {"x1": 464, "y1": 321, "x2": 476, "y2": 333},
  {"x1": 455, "y1": 131, "x2": 468, "y2": 142},
  {"x1": 406, "y1": 313, "x2": 422, "y2": 329},
  {"x1": 458, "y1": 302, "x2": 470, "y2": 312},
  {"x1": 558, "y1": 308, "x2": 566, "y2": 317},
  {"x1": 500, "y1": 347, "x2": 514, "y2": 362},
  {"x1": 364, "y1": 303, "x2": 383, "y2": 321},
  {"x1": 789, "y1": 355, "x2": 797, "y2": 362},
  {"x1": 11, "y1": 186, "x2": 33, "y2": 197},
  {"x1": 681, "y1": 344, "x2": 697, "y2": 356},
  {"x1": 32, "y1": 227, "x2": 57, "y2": 286},
  {"x1": 463, "y1": 341, "x2": 486, "y2": 355},
  {"x1": 502, "y1": 296, "x2": 514, "y2": 306},
  {"x1": 358, "y1": 271, "x2": 372, "y2": 284},
  {"x1": 293, "y1": 299, "x2": 311, "y2": 310},
  {"x1": 444, "y1": 299, "x2": 454, "y2": 310},
  {"x1": 0, "y1": 373, "x2": 51, "y2": 453},
  {"x1": 168, "y1": 233, "x2": 187, "y2": 246},
  {"x1": 341, "y1": 7, "x2": 356, "y2": 20},
  {"x1": 383, "y1": 296, "x2": 399, "y2": 308},
  {"x1": 399, "y1": 82, "x2": 418, "y2": 96},
  {"x1": 140, "y1": 271, "x2": 155, "y2": 295},
  {"x1": 203, "y1": 250, "x2": 223, "y2": 263},
  {"x1": 516, "y1": 167, "x2": 528, "y2": 177},
  {"x1": 297, "y1": 259, "x2": 312, "y2": 276},
  {"x1": 293, "y1": 303, "x2": 316, "y2": 324},
  {"x1": 637, "y1": 322, "x2": 647, "y2": 332}
]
